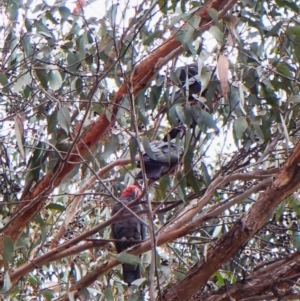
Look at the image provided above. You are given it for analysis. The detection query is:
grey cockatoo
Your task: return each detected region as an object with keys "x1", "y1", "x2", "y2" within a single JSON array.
[
  {"x1": 136, "y1": 127, "x2": 185, "y2": 180},
  {"x1": 111, "y1": 185, "x2": 146, "y2": 285}
]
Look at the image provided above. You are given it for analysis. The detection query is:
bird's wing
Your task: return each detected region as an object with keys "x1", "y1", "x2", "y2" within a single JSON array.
[{"x1": 158, "y1": 142, "x2": 184, "y2": 163}]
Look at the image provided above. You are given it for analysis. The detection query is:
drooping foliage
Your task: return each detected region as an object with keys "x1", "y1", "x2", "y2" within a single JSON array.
[{"x1": 1, "y1": 0, "x2": 300, "y2": 300}]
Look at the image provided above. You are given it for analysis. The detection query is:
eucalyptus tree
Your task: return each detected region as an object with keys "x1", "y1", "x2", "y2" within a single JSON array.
[{"x1": 1, "y1": 0, "x2": 300, "y2": 300}]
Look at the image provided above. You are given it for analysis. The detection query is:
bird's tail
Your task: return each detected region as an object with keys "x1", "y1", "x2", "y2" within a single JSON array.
[{"x1": 123, "y1": 264, "x2": 140, "y2": 285}]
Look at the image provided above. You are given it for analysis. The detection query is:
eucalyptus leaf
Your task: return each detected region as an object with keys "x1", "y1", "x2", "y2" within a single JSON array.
[
  {"x1": 208, "y1": 8, "x2": 223, "y2": 31},
  {"x1": 118, "y1": 253, "x2": 141, "y2": 265},
  {"x1": 201, "y1": 161, "x2": 211, "y2": 186},
  {"x1": 233, "y1": 116, "x2": 248, "y2": 139},
  {"x1": 0, "y1": 73, "x2": 9, "y2": 86},
  {"x1": 104, "y1": 287, "x2": 114, "y2": 301},
  {"x1": 290, "y1": 95, "x2": 300, "y2": 104},
  {"x1": 141, "y1": 137, "x2": 156, "y2": 160},
  {"x1": 46, "y1": 203, "x2": 66, "y2": 212},
  {"x1": 3, "y1": 236, "x2": 14, "y2": 269},
  {"x1": 48, "y1": 111, "x2": 58, "y2": 134},
  {"x1": 3, "y1": 272, "x2": 12, "y2": 291},
  {"x1": 42, "y1": 289, "x2": 55, "y2": 300},
  {"x1": 49, "y1": 70, "x2": 63, "y2": 91},
  {"x1": 57, "y1": 106, "x2": 71, "y2": 134},
  {"x1": 287, "y1": 26, "x2": 300, "y2": 36},
  {"x1": 129, "y1": 137, "x2": 138, "y2": 165}
]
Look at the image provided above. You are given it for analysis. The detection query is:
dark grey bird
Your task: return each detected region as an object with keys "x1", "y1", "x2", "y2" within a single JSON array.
[
  {"x1": 111, "y1": 185, "x2": 146, "y2": 285},
  {"x1": 176, "y1": 63, "x2": 202, "y2": 96},
  {"x1": 136, "y1": 127, "x2": 184, "y2": 180}
]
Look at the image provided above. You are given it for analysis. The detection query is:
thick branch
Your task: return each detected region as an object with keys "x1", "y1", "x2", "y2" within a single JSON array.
[
  {"x1": 159, "y1": 141, "x2": 300, "y2": 300},
  {"x1": 195, "y1": 252, "x2": 300, "y2": 301}
]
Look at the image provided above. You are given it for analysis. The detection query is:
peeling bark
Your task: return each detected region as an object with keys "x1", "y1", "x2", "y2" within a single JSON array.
[
  {"x1": 194, "y1": 252, "x2": 300, "y2": 301},
  {"x1": 160, "y1": 141, "x2": 300, "y2": 300}
]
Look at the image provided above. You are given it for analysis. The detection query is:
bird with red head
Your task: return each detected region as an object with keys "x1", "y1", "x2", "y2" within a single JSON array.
[
  {"x1": 111, "y1": 185, "x2": 146, "y2": 285},
  {"x1": 120, "y1": 185, "x2": 141, "y2": 199}
]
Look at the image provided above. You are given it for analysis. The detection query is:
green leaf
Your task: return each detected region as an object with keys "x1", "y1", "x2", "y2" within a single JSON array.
[
  {"x1": 3, "y1": 271, "x2": 12, "y2": 291},
  {"x1": 276, "y1": 63, "x2": 292, "y2": 78},
  {"x1": 75, "y1": 78, "x2": 84, "y2": 95},
  {"x1": 118, "y1": 253, "x2": 141, "y2": 265},
  {"x1": 201, "y1": 161, "x2": 211, "y2": 186},
  {"x1": 290, "y1": 95, "x2": 300, "y2": 104},
  {"x1": 184, "y1": 148, "x2": 201, "y2": 195},
  {"x1": 137, "y1": 108, "x2": 149, "y2": 126},
  {"x1": 183, "y1": 28, "x2": 194, "y2": 44},
  {"x1": 158, "y1": 0, "x2": 168, "y2": 13},
  {"x1": 49, "y1": 70, "x2": 63, "y2": 91},
  {"x1": 233, "y1": 116, "x2": 248, "y2": 139},
  {"x1": 61, "y1": 41, "x2": 73, "y2": 50},
  {"x1": 208, "y1": 8, "x2": 223, "y2": 31},
  {"x1": 46, "y1": 203, "x2": 66, "y2": 212},
  {"x1": 170, "y1": 70, "x2": 182, "y2": 86},
  {"x1": 23, "y1": 86, "x2": 31, "y2": 99},
  {"x1": 25, "y1": 17, "x2": 33, "y2": 30},
  {"x1": 175, "y1": 105, "x2": 188, "y2": 125},
  {"x1": 129, "y1": 137, "x2": 138, "y2": 165},
  {"x1": 266, "y1": 21, "x2": 283, "y2": 37},
  {"x1": 28, "y1": 141, "x2": 46, "y2": 182},
  {"x1": 3, "y1": 236, "x2": 14, "y2": 269},
  {"x1": 48, "y1": 111, "x2": 58, "y2": 134},
  {"x1": 276, "y1": 0, "x2": 299, "y2": 12},
  {"x1": 28, "y1": 274, "x2": 39, "y2": 285},
  {"x1": 141, "y1": 137, "x2": 156, "y2": 160},
  {"x1": 8, "y1": 1, "x2": 18, "y2": 21},
  {"x1": 104, "y1": 287, "x2": 114, "y2": 301},
  {"x1": 143, "y1": 31, "x2": 162, "y2": 46},
  {"x1": 34, "y1": 20, "x2": 52, "y2": 38},
  {"x1": 57, "y1": 106, "x2": 71, "y2": 134},
  {"x1": 42, "y1": 289, "x2": 55, "y2": 300},
  {"x1": 59, "y1": 6, "x2": 71, "y2": 20},
  {"x1": 127, "y1": 292, "x2": 142, "y2": 300},
  {"x1": 175, "y1": 172, "x2": 187, "y2": 202},
  {"x1": 184, "y1": 103, "x2": 193, "y2": 126},
  {"x1": 293, "y1": 232, "x2": 300, "y2": 250},
  {"x1": 34, "y1": 64, "x2": 48, "y2": 89},
  {"x1": 208, "y1": 26, "x2": 224, "y2": 43},
  {"x1": 14, "y1": 71, "x2": 31, "y2": 92},
  {"x1": 0, "y1": 73, "x2": 9, "y2": 86},
  {"x1": 193, "y1": 106, "x2": 218, "y2": 130},
  {"x1": 77, "y1": 33, "x2": 87, "y2": 61},
  {"x1": 215, "y1": 271, "x2": 225, "y2": 286},
  {"x1": 21, "y1": 36, "x2": 34, "y2": 57},
  {"x1": 287, "y1": 196, "x2": 300, "y2": 216},
  {"x1": 67, "y1": 53, "x2": 81, "y2": 72},
  {"x1": 102, "y1": 135, "x2": 119, "y2": 160},
  {"x1": 107, "y1": 4, "x2": 118, "y2": 25},
  {"x1": 183, "y1": 129, "x2": 192, "y2": 157},
  {"x1": 159, "y1": 176, "x2": 170, "y2": 199},
  {"x1": 286, "y1": 26, "x2": 300, "y2": 36},
  {"x1": 45, "y1": 11, "x2": 59, "y2": 24},
  {"x1": 149, "y1": 85, "x2": 162, "y2": 110}
]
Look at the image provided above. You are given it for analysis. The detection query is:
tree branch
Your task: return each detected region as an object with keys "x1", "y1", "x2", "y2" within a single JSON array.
[{"x1": 159, "y1": 141, "x2": 300, "y2": 300}]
